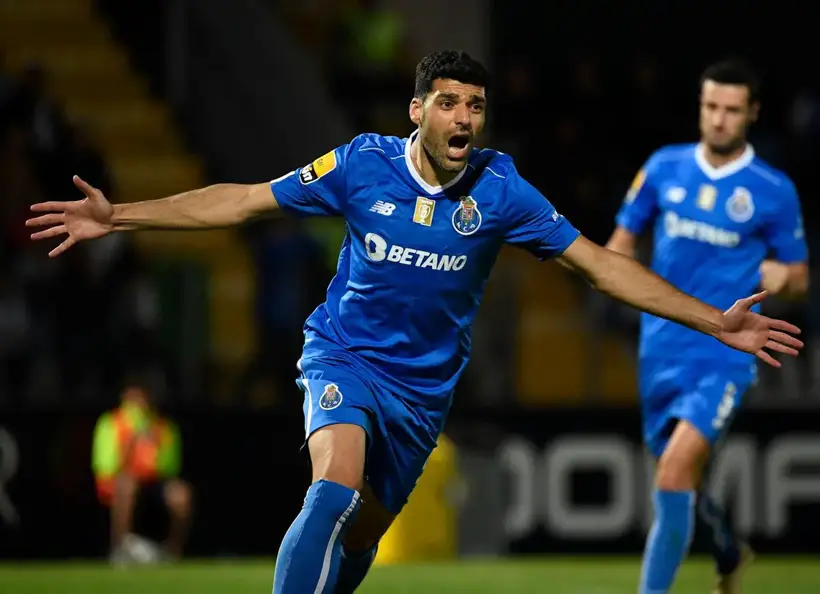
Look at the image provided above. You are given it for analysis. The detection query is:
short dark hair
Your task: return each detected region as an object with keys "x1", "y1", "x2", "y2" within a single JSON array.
[
  {"x1": 414, "y1": 50, "x2": 490, "y2": 99},
  {"x1": 700, "y1": 59, "x2": 761, "y2": 103}
]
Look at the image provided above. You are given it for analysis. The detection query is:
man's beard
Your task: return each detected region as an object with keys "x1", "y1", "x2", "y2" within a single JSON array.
[
  {"x1": 423, "y1": 140, "x2": 466, "y2": 173},
  {"x1": 707, "y1": 135, "x2": 745, "y2": 156}
]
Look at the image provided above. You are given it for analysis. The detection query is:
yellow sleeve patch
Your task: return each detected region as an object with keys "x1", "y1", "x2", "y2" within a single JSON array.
[
  {"x1": 299, "y1": 149, "x2": 338, "y2": 184},
  {"x1": 625, "y1": 169, "x2": 646, "y2": 203},
  {"x1": 313, "y1": 150, "x2": 337, "y2": 178}
]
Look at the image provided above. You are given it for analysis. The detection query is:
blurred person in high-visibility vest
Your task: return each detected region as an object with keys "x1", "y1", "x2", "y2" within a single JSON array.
[{"x1": 92, "y1": 372, "x2": 192, "y2": 562}]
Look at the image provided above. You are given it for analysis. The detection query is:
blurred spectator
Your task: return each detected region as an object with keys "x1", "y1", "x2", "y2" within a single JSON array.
[
  {"x1": 326, "y1": 0, "x2": 413, "y2": 130},
  {"x1": 92, "y1": 372, "x2": 193, "y2": 563}
]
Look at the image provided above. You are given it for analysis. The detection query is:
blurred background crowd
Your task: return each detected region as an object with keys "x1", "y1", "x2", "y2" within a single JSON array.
[{"x1": 2, "y1": 0, "x2": 819, "y2": 415}]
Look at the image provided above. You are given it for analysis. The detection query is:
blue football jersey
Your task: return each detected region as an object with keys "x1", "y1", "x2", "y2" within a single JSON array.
[
  {"x1": 270, "y1": 131, "x2": 580, "y2": 408},
  {"x1": 616, "y1": 143, "x2": 808, "y2": 365}
]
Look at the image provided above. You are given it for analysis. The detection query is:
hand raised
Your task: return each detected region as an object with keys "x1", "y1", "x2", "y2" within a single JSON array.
[
  {"x1": 27, "y1": 175, "x2": 114, "y2": 257},
  {"x1": 717, "y1": 291, "x2": 803, "y2": 367}
]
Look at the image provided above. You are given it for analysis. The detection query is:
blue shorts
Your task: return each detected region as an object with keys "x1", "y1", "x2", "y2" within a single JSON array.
[
  {"x1": 639, "y1": 359, "x2": 756, "y2": 458},
  {"x1": 296, "y1": 356, "x2": 444, "y2": 515}
]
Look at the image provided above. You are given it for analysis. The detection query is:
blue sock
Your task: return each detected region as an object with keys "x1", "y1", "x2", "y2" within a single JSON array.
[
  {"x1": 334, "y1": 543, "x2": 378, "y2": 593},
  {"x1": 698, "y1": 492, "x2": 741, "y2": 575},
  {"x1": 273, "y1": 480, "x2": 361, "y2": 594},
  {"x1": 639, "y1": 489, "x2": 695, "y2": 594}
]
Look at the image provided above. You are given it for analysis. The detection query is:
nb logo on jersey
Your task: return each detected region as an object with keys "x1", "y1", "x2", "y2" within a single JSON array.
[
  {"x1": 364, "y1": 232, "x2": 467, "y2": 271},
  {"x1": 664, "y1": 212, "x2": 740, "y2": 248},
  {"x1": 369, "y1": 201, "x2": 396, "y2": 216}
]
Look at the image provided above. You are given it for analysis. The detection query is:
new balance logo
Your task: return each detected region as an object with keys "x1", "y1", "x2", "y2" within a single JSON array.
[{"x1": 370, "y1": 201, "x2": 396, "y2": 216}]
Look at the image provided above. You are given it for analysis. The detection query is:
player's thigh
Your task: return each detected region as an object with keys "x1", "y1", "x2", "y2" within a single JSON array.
[
  {"x1": 639, "y1": 361, "x2": 687, "y2": 458},
  {"x1": 299, "y1": 359, "x2": 377, "y2": 491},
  {"x1": 656, "y1": 420, "x2": 711, "y2": 488},
  {"x1": 343, "y1": 482, "x2": 397, "y2": 553},
  {"x1": 364, "y1": 398, "x2": 440, "y2": 517},
  {"x1": 308, "y1": 424, "x2": 369, "y2": 490},
  {"x1": 658, "y1": 368, "x2": 753, "y2": 487},
  {"x1": 669, "y1": 369, "x2": 751, "y2": 453}
]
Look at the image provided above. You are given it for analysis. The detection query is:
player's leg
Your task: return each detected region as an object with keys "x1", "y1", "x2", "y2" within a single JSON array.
[
  {"x1": 273, "y1": 366, "x2": 374, "y2": 594},
  {"x1": 639, "y1": 371, "x2": 750, "y2": 594},
  {"x1": 639, "y1": 419, "x2": 706, "y2": 594},
  {"x1": 334, "y1": 482, "x2": 396, "y2": 594},
  {"x1": 161, "y1": 478, "x2": 193, "y2": 559},
  {"x1": 693, "y1": 376, "x2": 755, "y2": 593},
  {"x1": 110, "y1": 473, "x2": 140, "y2": 559},
  {"x1": 334, "y1": 398, "x2": 441, "y2": 594}
]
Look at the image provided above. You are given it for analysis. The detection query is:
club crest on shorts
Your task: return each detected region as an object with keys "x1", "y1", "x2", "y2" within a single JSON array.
[
  {"x1": 452, "y1": 196, "x2": 481, "y2": 236},
  {"x1": 319, "y1": 383, "x2": 343, "y2": 410}
]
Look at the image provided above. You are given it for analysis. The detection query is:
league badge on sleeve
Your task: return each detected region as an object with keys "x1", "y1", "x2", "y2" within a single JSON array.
[
  {"x1": 452, "y1": 196, "x2": 482, "y2": 236},
  {"x1": 319, "y1": 383, "x2": 343, "y2": 410},
  {"x1": 625, "y1": 169, "x2": 645, "y2": 203},
  {"x1": 300, "y1": 149, "x2": 338, "y2": 185}
]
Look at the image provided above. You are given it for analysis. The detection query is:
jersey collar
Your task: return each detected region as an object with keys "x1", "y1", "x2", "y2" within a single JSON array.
[
  {"x1": 694, "y1": 143, "x2": 755, "y2": 180},
  {"x1": 404, "y1": 130, "x2": 469, "y2": 195}
]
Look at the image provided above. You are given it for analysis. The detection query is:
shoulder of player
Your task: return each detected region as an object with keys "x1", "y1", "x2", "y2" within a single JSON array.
[
  {"x1": 467, "y1": 147, "x2": 515, "y2": 181},
  {"x1": 345, "y1": 132, "x2": 405, "y2": 161},
  {"x1": 745, "y1": 154, "x2": 798, "y2": 197},
  {"x1": 648, "y1": 143, "x2": 696, "y2": 168}
]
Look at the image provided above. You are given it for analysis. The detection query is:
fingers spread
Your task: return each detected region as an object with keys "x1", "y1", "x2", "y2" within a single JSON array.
[
  {"x1": 26, "y1": 213, "x2": 65, "y2": 227},
  {"x1": 49, "y1": 237, "x2": 76, "y2": 258},
  {"x1": 756, "y1": 349, "x2": 781, "y2": 368},
  {"x1": 29, "y1": 201, "x2": 69, "y2": 213},
  {"x1": 768, "y1": 318, "x2": 802, "y2": 335},
  {"x1": 765, "y1": 339, "x2": 800, "y2": 357},
  {"x1": 31, "y1": 225, "x2": 67, "y2": 241},
  {"x1": 742, "y1": 290, "x2": 769, "y2": 307},
  {"x1": 768, "y1": 330, "x2": 804, "y2": 349}
]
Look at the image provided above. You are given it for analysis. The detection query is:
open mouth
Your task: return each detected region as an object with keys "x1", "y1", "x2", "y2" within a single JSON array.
[{"x1": 447, "y1": 134, "x2": 471, "y2": 159}]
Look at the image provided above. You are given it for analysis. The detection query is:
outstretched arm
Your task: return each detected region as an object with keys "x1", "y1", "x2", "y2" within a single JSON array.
[
  {"x1": 111, "y1": 182, "x2": 277, "y2": 231},
  {"x1": 27, "y1": 176, "x2": 279, "y2": 257},
  {"x1": 558, "y1": 235, "x2": 803, "y2": 367}
]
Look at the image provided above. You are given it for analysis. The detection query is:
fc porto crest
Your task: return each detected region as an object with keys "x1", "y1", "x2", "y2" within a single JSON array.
[
  {"x1": 452, "y1": 196, "x2": 482, "y2": 236},
  {"x1": 726, "y1": 187, "x2": 755, "y2": 223},
  {"x1": 319, "y1": 383, "x2": 343, "y2": 410}
]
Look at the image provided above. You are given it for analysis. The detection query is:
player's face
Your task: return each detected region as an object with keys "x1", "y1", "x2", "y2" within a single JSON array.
[
  {"x1": 699, "y1": 80, "x2": 759, "y2": 155},
  {"x1": 410, "y1": 78, "x2": 486, "y2": 173}
]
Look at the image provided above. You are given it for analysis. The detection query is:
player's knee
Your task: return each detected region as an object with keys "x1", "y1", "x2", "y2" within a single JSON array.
[
  {"x1": 343, "y1": 485, "x2": 395, "y2": 553},
  {"x1": 308, "y1": 424, "x2": 367, "y2": 491},
  {"x1": 164, "y1": 479, "x2": 193, "y2": 517},
  {"x1": 656, "y1": 423, "x2": 710, "y2": 490},
  {"x1": 113, "y1": 473, "x2": 139, "y2": 501}
]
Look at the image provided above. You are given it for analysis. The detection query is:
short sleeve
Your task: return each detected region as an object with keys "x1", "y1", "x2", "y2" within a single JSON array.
[
  {"x1": 615, "y1": 155, "x2": 661, "y2": 235},
  {"x1": 270, "y1": 144, "x2": 349, "y2": 217},
  {"x1": 763, "y1": 179, "x2": 808, "y2": 263},
  {"x1": 502, "y1": 168, "x2": 580, "y2": 260}
]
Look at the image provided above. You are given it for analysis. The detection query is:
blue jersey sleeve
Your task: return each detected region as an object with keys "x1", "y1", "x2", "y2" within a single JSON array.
[
  {"x1": 615, "y1": 155, "x2": 660, "y2": 234},
  {"x1": 763, "y1": 179, "x2": 808, "y2": 263},
  {"x1": 502, "y1": 168, "x2": 580, "y2": 260},
  {"x1": 270, "y1": 144, "x2": 350, "y2": 217}
]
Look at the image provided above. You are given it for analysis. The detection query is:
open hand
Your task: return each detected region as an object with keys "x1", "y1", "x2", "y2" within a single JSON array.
[
  {"x1": 717, "y1": 291, "x2": 803, "y2": 367},
  {"x1": 26, "y1": 175, "x2": 113, "y2": 257}
]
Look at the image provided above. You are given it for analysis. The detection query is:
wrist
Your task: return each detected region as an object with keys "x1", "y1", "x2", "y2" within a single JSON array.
[
  {"x1": 699, "y1": 306, "x2": 725, "y2": 338},
  {"x1": 111, "y1": 203, "x2": 135, "y2": 232}
]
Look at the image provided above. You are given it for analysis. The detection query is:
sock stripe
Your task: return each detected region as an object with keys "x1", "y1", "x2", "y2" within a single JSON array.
[{"x1": 314, "y1": 490, "x2": 361, "y2": 594}]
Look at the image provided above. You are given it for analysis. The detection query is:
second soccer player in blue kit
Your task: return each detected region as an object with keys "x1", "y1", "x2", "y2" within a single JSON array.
[
  {"x1": 607, "y1": 59, "x2": 809, "y2": 594},
  {"x1": 28, "y1": 51, "x2": 804, "y2": 593}
]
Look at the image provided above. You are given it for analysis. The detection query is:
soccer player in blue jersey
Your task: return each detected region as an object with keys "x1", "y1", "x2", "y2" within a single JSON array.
[
  {"x1": 607, "y1": 59, "x2": 809, "y2": 594},
  {"x1": 28, "y1": 51, "x2": 803, "y2": 593}
]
